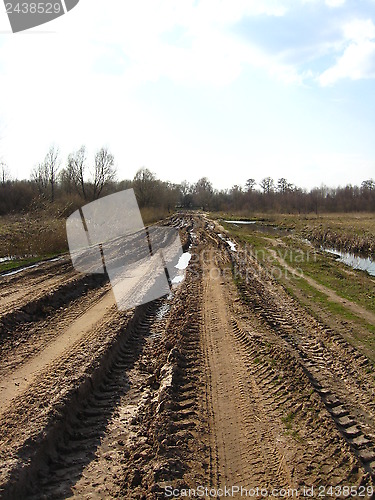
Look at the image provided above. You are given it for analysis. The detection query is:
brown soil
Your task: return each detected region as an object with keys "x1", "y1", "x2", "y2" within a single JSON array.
[{"x1": 0, "y1": 214, "x2": 374, "y2": 499}]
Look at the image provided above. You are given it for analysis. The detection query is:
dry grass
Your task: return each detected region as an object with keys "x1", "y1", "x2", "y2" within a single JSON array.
[
  {"x1": 215, "y1": 212, "x2": 375, "y2": 256},
  {"x1": 0, "y1": 207, "x2": 172, "y2": 261},
  {"x1": 271, "y1": 213, "x2": 375, "y2": 255},
  {"x1": 140, "y1": 207, "x2": 172, "y2": 225},
  {"x1": 0, "y1": 213, "x2": 67, "y2": 259}
]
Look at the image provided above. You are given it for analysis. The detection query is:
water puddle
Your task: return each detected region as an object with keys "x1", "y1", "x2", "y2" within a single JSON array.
[
  {"x1": 224, "y1": 220, "x2": 290, "y2": 236},
  {"x1": 0, "y1": 256, "x2": 15, "y2": 263},
  {"x1": 171, "y1": 275, "x2": 184, "y2": 284},
  {"x1": 0, "y1": 256, "x2": 64, "y2": 277},
  {"x1": 175, "y1": 252, "x2": 192, "y2": 270},
  {"x1": 170, "y1": 252, "x2": 192, "y2": 285},
  {"x1": 224, "y1": 220, "x2": 256, "y2": 224},
  {"x1": 322, "y1": 247, "x2": 375, "y2": 277},
  {"x1": 156, "y1": 302, "x2": 171, "y2": 320},
  {"x1": 155, "y1": 292, "x2": 174, "y2": 323},
  {"x1": 226, "y1": 240, "x2": 237, "y2": 252},
  {"x1": 218, "y1": 234, "x2": 237, "y2": 252},
  {"x1": 2, "y1": 263, "x2": 41, "y2": 277}
]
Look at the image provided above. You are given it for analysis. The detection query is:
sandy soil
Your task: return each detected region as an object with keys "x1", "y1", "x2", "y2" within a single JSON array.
[{"x1": 0, "y1": 214, "x2": 374, "y2": 499}]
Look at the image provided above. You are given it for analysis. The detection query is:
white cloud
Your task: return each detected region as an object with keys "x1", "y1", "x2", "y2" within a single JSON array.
[
  {"x1": 0, "y1": 0, "x2": 297, "y2": 90},
  {"x1": 325, "y1": 0, "x2": 346, "y2": 7},
  {"x1": 343, "y1": 18, "x2": 375, "y2": 41},
  {"x1": 80, "y1": 0, "x2": 291, "y2": 87},
  {"x1": 319, "y1": 41, "x2": 375, "y2": 85},
  {"x1": 0, "y1": 0, "x2": 328, "y2": 181},
  {"x1": 0, "y1": 0, "x2": 374, "y2": 184},
  {"x1": 319, "y1": 19, "x2": 375, "y2": 85}
]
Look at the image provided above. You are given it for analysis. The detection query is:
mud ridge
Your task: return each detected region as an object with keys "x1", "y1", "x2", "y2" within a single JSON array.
[
  {"x1": 222, "y1": 232, "x2": 375, "y2": 482},
  {"x1": 0, "y1": 273, "x2": 108, "y2": 340},
  {"x1": 1, "y1": 299, "x2": 161, "y2": 499}
]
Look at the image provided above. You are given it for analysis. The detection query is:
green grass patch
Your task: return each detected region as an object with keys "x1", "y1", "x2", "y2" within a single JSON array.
[
  {"x1": 282, "y1": 411, "x2": 296, "y2": 430},
  {"x1": 221, "y1": 220, "x2": 277, "y2": 261},
  {"x1": 277, "y1": 238, "x2": 375, "y2": 314},
  {"x1": 223, "y1": 219, "x2": 375, "y2": 317},
  {"x1": 282, "y1": 277, "x2": 375, "y2": 354},
  {"x1": 224, "y1": 219, "x2": 375, "y2": 359},
  {"x1": 0, "y1": 254, "x2": 62, "y2": 274}
]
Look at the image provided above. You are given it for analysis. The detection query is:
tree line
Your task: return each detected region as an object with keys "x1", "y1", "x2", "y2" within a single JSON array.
[{"x1": 0, "y1": 146, "x2": 374, "y2": 216}]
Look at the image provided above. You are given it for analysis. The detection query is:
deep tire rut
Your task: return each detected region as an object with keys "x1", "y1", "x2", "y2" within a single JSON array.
[
  {"x1": 202, "y1": 249, "x2": 292, "y2": 490},
  {"x1": 1, "y1": 214, "x2": 375, "y2": 497},
  {"x1": 235, "y1": 274, "x2": 375, "y2": 479},
  {"x1": 207, "y1": 221, "x2": 375, "y2": 490},
  {"x1": 3, "y1": 300, "x2": 161, "y2": 499}
]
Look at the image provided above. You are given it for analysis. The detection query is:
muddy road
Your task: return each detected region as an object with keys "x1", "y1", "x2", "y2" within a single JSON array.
[{"x1": 0, "y1": 214, "x2": 374, "y2": 498}]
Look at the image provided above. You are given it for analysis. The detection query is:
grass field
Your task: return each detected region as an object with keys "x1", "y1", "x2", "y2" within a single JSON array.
[
  {"x1": 213, "y1": 211, "x2": 375, "y2": 255},
  {"x1": 0, "y1": 207, "x2": 172, "y2": 273},
  {"x1": 0, "y1": 213, "x2": 67, "y2": 272},
  {"x1": 219, "y1": 213, "x2": 375, "y2": 360},
  {"x1": 220, "y1": 217, "x2": 375, "y2": 311}
]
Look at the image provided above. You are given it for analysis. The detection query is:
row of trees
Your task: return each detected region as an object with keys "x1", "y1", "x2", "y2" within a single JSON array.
[
  {"x1": 0, "y1": 146, "x2": 181, "y2": 216},
  {"x1": 178, "y1": 177, "x2": 375, "y2": 213},
  {"x1": 30, "y1": 145, "x2": 117, "y2": 203},
  {"x1": 0, "y1": 146, "x2": 374, "y2": 215}
]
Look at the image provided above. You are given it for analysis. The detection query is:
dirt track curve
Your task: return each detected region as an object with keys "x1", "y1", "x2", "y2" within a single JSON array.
[{"x1": 0, "y1": 214, "x2": 374, "y2": 499}]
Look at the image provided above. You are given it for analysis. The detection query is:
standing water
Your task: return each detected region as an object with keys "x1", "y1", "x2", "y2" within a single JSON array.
[{"x1": 323, "y1": 248, "x2": 375, "y2": 277}]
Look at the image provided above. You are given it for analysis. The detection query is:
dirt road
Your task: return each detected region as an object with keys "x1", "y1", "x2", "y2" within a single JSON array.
[
  {"x1": 0, "y1": 214, "x2": 374, "y2": 498},
  {"x1": 202, "y1": 248, "x2": 292, "y2": 489}
]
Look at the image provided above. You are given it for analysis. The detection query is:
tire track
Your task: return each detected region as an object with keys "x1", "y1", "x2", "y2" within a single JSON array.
[
  {"x1": 3, "y1": 213, "x2": 373, "y2": 496},
  {"x1": 238, "y1": 275, "x2": 375, "y2": 478},
  {"x1": 0, "y1": 287, "x2": 114, "y2": 413},
  {"x1": 1, "y1": 300, "x2": 160, "y2": 499},
  {"x1": 230, "y1": 317, "x2": 367, "y2": 488},
  {"x1": 0, "y1": 216, "x2": 200, "y2": 499},
  {"x1": 202, "y1": 249, "x2": 292, "y2": 490},
  {"x1": 219, "y1": 227, "x2": 375, "y2": 483},
  {"x1": 0, "y1": 259, "x2": 70, "y2": 311},
  {"x1": 0, "y1": 270, "x2": 108, "y2": 346}
]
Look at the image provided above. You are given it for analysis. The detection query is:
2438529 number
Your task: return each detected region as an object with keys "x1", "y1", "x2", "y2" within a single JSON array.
[
  {"x1": 5, "y1": 3, "x2": 61, "y2": 14},
  {"x1": 318, "y1": 485, "x2": 374, "y2": 497}
]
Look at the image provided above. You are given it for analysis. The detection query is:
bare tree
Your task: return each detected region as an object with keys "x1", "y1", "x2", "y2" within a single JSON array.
[
  {"x1": 245, "y1": 178, "x2": 256, "y2": 192},
  {"x1": 92, "y1": 147, "x2": 116, "y2": 200},
  {"x1": 179, "y1": 180, "x2": 193, "y2": 208},
  {"x1": 231, "y1": 184, "x2": 242, "y2": 193},
  {"x1": 277, "y1": 178, "x2": 293, "y2": 194},
  {"x1": 179, "y1": 180, "x2": 191, "y2": 198},
  {"x1": 32, "y1": 146, "x2": 60, "y2": 201},
  {"x1": 361, "y1": 179, "x2": 375, "y2": 191},
  {"x1": 31, "y1": 161, "x2": 49, "y2": 195},
  {"x1": 0, "y1": 162, "x2": 10, "y2": 186},
  {"x1": 133, "y1": 167, "x2": 156, "y2": 207},
  {"x1": 230, "y1": 184, "x2": 243, "y2": 210},
  {"x1": 260, "y1": 177, "x2": 274, "y2": 194},
  {"x1": 45, "y1": 146, "x2": 60, "y2": 202},
  {"x1": 67, "y1": 145, "x2": 87, "y2": 199},
  {"x1": 194, "y1": 177, "x2": 213, "y2": 210}
]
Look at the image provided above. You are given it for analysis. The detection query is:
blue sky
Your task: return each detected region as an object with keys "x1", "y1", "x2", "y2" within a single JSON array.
[{"x1": 0, "y1": 0, "x2": 374, "y2": 190}]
